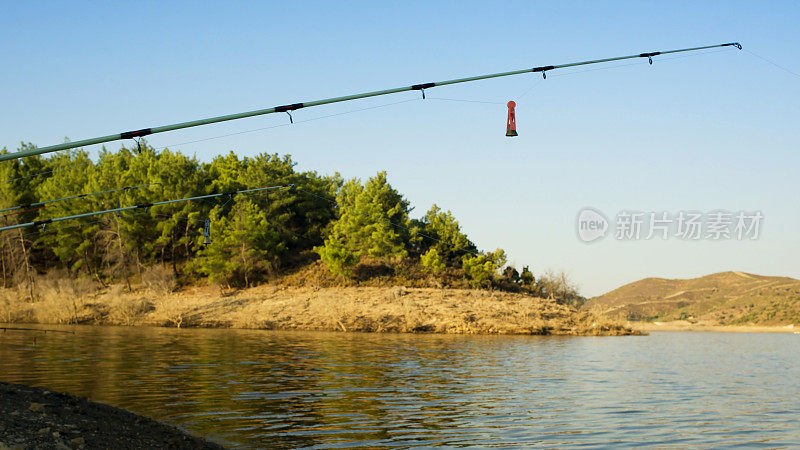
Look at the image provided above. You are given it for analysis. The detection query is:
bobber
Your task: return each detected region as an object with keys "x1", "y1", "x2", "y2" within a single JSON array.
[
  {"x1": 506, "y1": 101, "x2": 518, "y2": 137},
  {"x1": 203, "y1": 218, "x2": 211, "y2": 245}
]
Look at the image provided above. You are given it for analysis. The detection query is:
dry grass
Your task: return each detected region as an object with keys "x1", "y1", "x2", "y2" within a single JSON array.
[
  {"x1": 6, "y1": 272, "x2": 99, "y2": 325},
  {"x1": 0, "y1": 289, "x2": 15, "y2": 323},
  {"x1": 141, "y1": 265, "x2": 177, "y2": 296},
  {"x1": 0, "y1": 282, "x2": 639, "y2": 336}
]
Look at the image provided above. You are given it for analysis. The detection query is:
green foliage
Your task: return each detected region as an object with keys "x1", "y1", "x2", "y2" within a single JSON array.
[
  {"x1": 317, "y1": 172, "x2": 410, "y2": 276},
  {"x1": 420, "y1": 248, "x2": 445, "y2": 274},
  {"x1": 193, "y1": 199, "x2": 285, "y2": 287},
  {"x1": 316, "y1": 233, "x2": 358, "y2": 277},
  {"x1": 0, "y1": 144, "x2": 535, "y2": 292},
  {"x1": 0, "y1": 145, "x2": 50, "y2": 290},
  {"x1": 0, "y1": 144, "x2": 339, "y2": 286},
  {"x1": 520, "y1": 266, "x2": 535, "y2": 287},
  {"x1": 35, "y1": 150, "x2": 98, "y2": 272},
  {"x1": 461, "y1": 249, "x2": 507, "y2": 287},
  {"x1": 503, "y1": 266, "x2": 520, "y2": 284},
  {"x1": 418, "y1": 204, "x2": 475, "y2": 264}
]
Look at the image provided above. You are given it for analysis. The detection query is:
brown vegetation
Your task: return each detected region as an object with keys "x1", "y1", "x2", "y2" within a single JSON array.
[{"x1": 0, "y1": 269, "x2": 637, "y2": 336}]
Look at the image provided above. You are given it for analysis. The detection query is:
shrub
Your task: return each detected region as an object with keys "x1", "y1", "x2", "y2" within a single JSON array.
[
  {"x1": 420, "y1": 248, "x2": 445, "y2": 274},
  {"x1": 537, "y1": 270, "x2": 584, "y2": 306},
  {"x1": 462, "y1": 249, "x2": 507, "y2": 288},
  {"x1": 142, "y1": 265, "x2": 177, "y2": 295}
]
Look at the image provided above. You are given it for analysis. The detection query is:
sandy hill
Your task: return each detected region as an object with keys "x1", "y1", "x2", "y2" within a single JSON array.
[{"x1": 586, "y1": 271, "x2": 800, "y2": 325}]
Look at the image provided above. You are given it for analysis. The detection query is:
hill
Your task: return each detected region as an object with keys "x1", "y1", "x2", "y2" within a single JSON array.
[{"x1": 586, "y1": 271, "x2": 800, "y2": 325}]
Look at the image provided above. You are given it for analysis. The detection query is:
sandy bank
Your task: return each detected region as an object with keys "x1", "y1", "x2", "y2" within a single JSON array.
[
  {"x1": 632, "y1": 320, "x2": 799, "y2": 333},
  {"x1": 2, "y1": 285, "x2": 638, "y2": 336}
]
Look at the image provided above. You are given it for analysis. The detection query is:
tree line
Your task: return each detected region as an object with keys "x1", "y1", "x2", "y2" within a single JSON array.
[{"x1": 0, "y1": 143, "x2": 581, "y2": 302}]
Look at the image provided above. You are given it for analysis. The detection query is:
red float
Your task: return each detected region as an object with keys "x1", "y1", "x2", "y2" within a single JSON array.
[{"x1": 506, "y1": 101, "x2": 518, "y2": 137}]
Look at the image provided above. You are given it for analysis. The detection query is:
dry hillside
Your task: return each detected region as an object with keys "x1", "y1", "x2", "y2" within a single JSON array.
[
  {"x1": 586, "y1": 271, "x2": 800, "y2": 325},
  {"x1": 0, "y1": 284, "x2": 637, "y2": 336}
]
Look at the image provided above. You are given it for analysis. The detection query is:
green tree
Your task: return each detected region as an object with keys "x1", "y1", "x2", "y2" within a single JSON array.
[
  {"x1": 0, "y1": 143, "x2": 517, "y2": 293},
  {"x1": 237, "y1": 153, "x2": 338, "y2": 263},
  {"x1": 125, "y1": 147, "x2": 206, "y2": 272},
  {"x1": 420, "y1": 248, "x2": 445, "y2": 274},
  {"x1": 418, "y1": 204, "x2": 476, "y2": 265},
  {"x1": 0, "y1": 145, "x2": 50, "y2": 293},
  {"x1": 35, "y1": 150, "x2": 99, "y2": 275},
  {"x1": 317, "y1": 172, "x2": 410, "y2": 276},
  {"x1": 193, "y1": 198, "x2": 285, "y2": 287},
  {"x1": 503, "y1": 266, "x2": 521, "y2": 285},
  {"x1": 520, "y1": 265, "x2": 535, "y2": 287},
  {"x1": 462, "y1": 248, "x2": 507, "y2": 287}
]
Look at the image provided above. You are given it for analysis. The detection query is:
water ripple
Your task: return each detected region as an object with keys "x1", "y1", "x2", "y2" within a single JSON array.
[{"x1": 1, "y1": 326, "x2": 799, "y2": 447}]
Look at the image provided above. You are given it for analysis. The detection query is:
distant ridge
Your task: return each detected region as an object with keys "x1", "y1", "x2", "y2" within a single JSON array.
[{"x1": 586, "y1": 271, "x2": 800, "y2": 325}]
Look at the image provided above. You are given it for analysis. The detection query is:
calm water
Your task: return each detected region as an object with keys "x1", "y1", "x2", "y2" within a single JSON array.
[{"x1": 1, "y1": 325, "x2": 798, "y2": 448}]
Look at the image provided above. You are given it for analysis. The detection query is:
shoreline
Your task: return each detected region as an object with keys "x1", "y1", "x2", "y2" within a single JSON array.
[
  {"x1": 0, "y1": 382, "x2": 223, "y2": 449},
  {"x1": 631, "y1": 320, "x2": 799, "y2": 333},
  {"x1": 1, "y1": 285, "x2": 639, "y2": 336}
]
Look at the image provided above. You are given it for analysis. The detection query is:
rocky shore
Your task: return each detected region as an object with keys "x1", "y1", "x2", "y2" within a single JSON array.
[{"x1": 0, "y1": 382, "x2": 223, "y2": 449}]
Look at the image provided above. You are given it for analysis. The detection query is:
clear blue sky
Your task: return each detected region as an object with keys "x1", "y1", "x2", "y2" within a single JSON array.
[{"x1": 2, "y1": 1, "x2": 798, "y2": 296}]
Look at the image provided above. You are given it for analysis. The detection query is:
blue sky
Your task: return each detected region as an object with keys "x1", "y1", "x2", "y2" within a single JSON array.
[{"x1": 2, "y1": 1, "x2": 798, "y2": 296}]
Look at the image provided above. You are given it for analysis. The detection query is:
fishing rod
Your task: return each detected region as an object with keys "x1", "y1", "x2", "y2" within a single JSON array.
[
  {"x1": 1, "y1": 326, "x2": 75, "y2": 334},
  {"x1": 0, "y1": 183, "x2": 161, "y2": 216},
  {"x1": 0, "y1": 42, "x2": 742, "y2": 163},
  {"x1": 0, "y1": 184, "x2": 292, "y2": 233}
]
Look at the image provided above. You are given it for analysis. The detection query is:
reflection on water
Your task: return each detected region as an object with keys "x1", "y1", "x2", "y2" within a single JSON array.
[{"x1": 1, "y1": 325, "x2": 799, "y2": 447}]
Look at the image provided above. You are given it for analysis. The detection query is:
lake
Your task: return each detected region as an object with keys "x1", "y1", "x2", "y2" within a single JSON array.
[{"x1": 1, "y1": 325, "x2": 798, "y2": 447}]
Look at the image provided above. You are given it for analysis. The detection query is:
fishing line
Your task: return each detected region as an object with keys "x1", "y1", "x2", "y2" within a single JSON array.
[
  {"x1": 153, "y1": 213, "x2": 205, "y2": 224},
  {"x1": 550, "y1": 47, "x2": 737, "y2": 78},
  {"x1": 428, "y1": 48, "x2": 736, "y2": 105},
  {"x1": 1, "y1": 158, "x2": 95, "y2": 186},
  {"x1": 0, "y1": 43, "x2": 742, "y2": 183},
  {"x1": 0, "y1": 183, "x2": 162, "y2": 217},
  {"x1": 10, "y1": 210, "x2": 137, "y2": 242},
  {"x1": 424, "y1": 97, "x2": 505, "y2": 105},
  {"x1": 11, "y1": 197, "x2": 255, "y2": 259},
  {"x1": 0, "y1": 148, "x2": 165, "y2": 186},
  {"x1": 149, "y1": 98, "x2": 422, "y2": 152},
  {"x1": 743, "y1": 49, "x2": 800, "y2": 79},
  {"x1": 17, "y1": 217, "x2": 105, "y2": 240},
  {"x1": 15, "y1": 200, "x2": 249, "y2": 256},
  {"x1": 0, "y1": 43, "x2": 744, "y2": 195},
  {"x1": 0, "y1": 99, "x2": 419, "y2": 186},
  {"x1": 0, "y1": 185, "x2": 292, "y2": 233},
  {"x1": 517, "y1": 79, "x2": 544, "y2": 100}
]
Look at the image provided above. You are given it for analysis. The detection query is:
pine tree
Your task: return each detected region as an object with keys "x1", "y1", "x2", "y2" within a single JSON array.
[
  {"x1": 419, "y1": 204, "x2": 476, "y2": 265},
  {"x1": 317, "y1": 172, "x2": 410, "y2": 276},
  {"x1": 462, "y1": 249, "x2": 507, "y2": 288},
  {"x1": 420, "y1": 248, "x2": 445, "y2": 274},
  {"x1": 193, "y1": 198, "x2": 285, "y2": 287}
]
